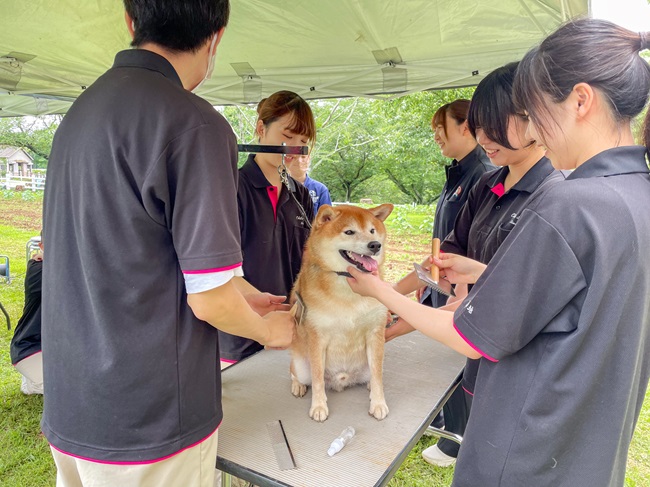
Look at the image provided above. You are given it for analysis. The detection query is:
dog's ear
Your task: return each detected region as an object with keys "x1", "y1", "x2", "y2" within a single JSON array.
[
  {"x1": 369, "y1": 204, "x2": 394, "y2": 222},
  {"x1": 314, "y1": 205, "x2": 339, "y2": 228}
]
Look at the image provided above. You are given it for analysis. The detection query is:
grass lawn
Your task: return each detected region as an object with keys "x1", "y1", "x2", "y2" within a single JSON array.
[{"x1": 0, "y1": 192, "x2": 648, "y2": 486}]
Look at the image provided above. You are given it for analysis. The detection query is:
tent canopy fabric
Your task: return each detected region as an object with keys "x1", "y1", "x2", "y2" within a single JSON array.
[{"x1": 0, "y1": 0, "x2": 589, "y2": 117}]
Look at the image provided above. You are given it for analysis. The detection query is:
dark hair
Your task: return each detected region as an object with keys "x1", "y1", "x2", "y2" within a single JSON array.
[
  {"x1": 513, "y1": 18, "x2": 650, "y2": 154},
  {"x1": 257, "y1": 91, "x2": 316, "y2": 144},
  {"x1": 431, "y1": 99, "x2": 471, "y2": 136},
  {"x1": 467, "y1": 62, "x2": 520, "y2": 150},
  {"x1": 124, "y1": 0, "x2": 230, "y2": 52}
]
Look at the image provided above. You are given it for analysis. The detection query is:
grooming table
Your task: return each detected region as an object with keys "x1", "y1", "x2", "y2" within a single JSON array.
[{"x1": 216, "y1": 332, "x2": 465, "y2": 487}]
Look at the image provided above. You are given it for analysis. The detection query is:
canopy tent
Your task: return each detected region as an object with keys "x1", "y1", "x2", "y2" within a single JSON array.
[{"x1": 0, "y1": 0, "x2": 589, "y2": 117}]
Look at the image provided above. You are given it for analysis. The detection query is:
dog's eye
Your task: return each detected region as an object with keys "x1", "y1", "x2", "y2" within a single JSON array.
[
  {"x1": 370, "y1": 228, "x2": 375, "y2": 234},
  {"x1": 344, "y1": 230, "x2": 355, "y2": 235}
]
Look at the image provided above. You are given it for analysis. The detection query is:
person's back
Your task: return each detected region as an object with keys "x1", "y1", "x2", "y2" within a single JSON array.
[{"x1": 42, "y1": 46, "x2": 239, "y2": 461}]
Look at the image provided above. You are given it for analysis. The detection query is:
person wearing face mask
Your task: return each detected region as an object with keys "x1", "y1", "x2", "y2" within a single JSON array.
[
  {"x1": 41, "y1": 2, "x2": 295, "y2": 486},
  {"x1": 219, "y1": 91, "x2": 316, "y2": 366}
]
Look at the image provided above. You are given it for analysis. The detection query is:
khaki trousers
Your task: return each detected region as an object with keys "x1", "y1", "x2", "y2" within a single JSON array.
[{"x1": 50, "y1": 430, "x2": 219, "y2": 487}]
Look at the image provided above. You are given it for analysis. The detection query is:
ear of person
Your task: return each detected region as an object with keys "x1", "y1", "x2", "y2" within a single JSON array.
[{"x1": 573, "y1": 83, "x2": 594, "y2": 118}]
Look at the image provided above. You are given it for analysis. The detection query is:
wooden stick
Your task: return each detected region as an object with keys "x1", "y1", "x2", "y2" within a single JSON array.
[{"x1": 431, "y1": 237, "x2": 440, "y2": 283}]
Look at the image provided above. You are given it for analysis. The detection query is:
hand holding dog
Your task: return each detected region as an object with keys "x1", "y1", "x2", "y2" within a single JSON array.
[
  {"x1": 245, "y1": 292, "x2": 290, "y2": 316},
  {"x1": 261, "y1": 310, "x2": 296, "y2": 349},
  {"x1": 385, "y1": 316, "x2": 415, "y2": 342},
  {"x1": 346, "y1": 266, "x2": 392, "y2": 299},
  {"x1": 433, "y1": 253, "x2": 487, "y2": 285}
]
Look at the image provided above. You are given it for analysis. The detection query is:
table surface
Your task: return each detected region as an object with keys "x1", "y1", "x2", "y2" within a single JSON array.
[{"x1": 216, "y1": 332, "x2": 465, "y2": 487}]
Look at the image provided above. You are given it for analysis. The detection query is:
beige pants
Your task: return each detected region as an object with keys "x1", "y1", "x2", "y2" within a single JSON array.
[
  {"x1": 15, "y1": 351, "x2": 44, "y2": 394},
  {"x1": 50, "y1": 430, "x2": 219, "y2": 487}
]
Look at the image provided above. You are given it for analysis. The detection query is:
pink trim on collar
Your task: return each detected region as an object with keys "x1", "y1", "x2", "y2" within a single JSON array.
[
  {"x1": 491, "y1": 182, "x2": 505, "y2": 198},
  {"x1": 267, "y1": 186, "x2": 279, "y2": 221}
]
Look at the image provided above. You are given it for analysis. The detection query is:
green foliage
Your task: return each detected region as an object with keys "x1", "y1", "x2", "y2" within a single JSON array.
[
  {"x1": 0, "y1": 116, "x2": 61, "y2": 166},
  {"x1": 371, "y1": 88, "x2": 475, "y2": 204}
]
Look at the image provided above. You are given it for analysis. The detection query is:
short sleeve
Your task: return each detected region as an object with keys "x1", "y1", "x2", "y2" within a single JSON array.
[
  {"x1": 143, "y1": 118, "x2": 242, "y2": 272},
  {"x1": 453, "y1": 208, "x2": 586, "y2": 361},
  {"x1": 441, "y1": 183, "x2": 480, "y2": 256}
]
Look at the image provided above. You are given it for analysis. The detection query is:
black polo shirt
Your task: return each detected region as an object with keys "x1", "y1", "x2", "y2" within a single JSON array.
[
  {"x1": 218, "y1": 154, "x2": 313, "y2": 361},
  {"x1": 423, "y1": 144, "x2": 493, "y2": 308},
  {"x1": 442, "y1": 156, "x2": 561, "y2": 395},
  {"x1": 10, "y1": 258, "x2": 42, "y2": 365},
  {"x1": 42, "y1": 49, "x2": 240, "y2": 462},
  {"x1": 452, "y1": 146, "x2": 650, "y2": 486}
]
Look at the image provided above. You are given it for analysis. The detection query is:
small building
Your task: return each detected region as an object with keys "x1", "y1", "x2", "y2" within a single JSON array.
[{"x1": 0, "y1": 146, "x2": 34, "y2": 178}]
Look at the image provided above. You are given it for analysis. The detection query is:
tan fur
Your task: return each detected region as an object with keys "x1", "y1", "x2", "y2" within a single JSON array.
[{"x1": 290, "y1": 203, "x2": 394, "y2": 422}]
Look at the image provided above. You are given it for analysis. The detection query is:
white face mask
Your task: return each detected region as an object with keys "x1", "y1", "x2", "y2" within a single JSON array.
[{"x1": 192, "y1": 34, "x2": 218, "y2": 93}]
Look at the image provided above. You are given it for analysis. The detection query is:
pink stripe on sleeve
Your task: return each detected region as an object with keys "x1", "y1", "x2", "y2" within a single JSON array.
[
  {"x1": 453, "y1": 321, "x2": 499, "y2": 363},
  {"x1": 183, "y1": 263, "x2": 242, "y2": 274}
]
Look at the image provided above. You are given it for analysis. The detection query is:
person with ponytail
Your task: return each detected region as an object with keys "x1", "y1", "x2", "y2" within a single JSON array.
[{"x1": 347, "y1": 18, "x2": 650, "y2": 486}]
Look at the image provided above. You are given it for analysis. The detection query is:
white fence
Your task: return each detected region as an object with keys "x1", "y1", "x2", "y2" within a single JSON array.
[{"x1": 2, "y1": 174, "x2": 46, "y2": 191}]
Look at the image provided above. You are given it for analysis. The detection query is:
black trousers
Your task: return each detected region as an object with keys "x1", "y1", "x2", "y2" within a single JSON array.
[{"x1": 437, "y1": 383, "x2": 473, "y2": 457}]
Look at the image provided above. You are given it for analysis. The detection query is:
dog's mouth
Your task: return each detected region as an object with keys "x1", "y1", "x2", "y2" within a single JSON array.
[{"x1": 339, "y1": 250, "x2": 378, "y2": 273}]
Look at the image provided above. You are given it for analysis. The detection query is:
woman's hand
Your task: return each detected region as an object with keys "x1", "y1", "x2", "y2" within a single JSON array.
[
  {"x1": 346, "y1": 266, "x2": 392, "y2": 299},
  {"x1": 434, "y1": 253, "x2": 487, "y2": 285},
  {"x1": 385, "y1": 316, "x2": 416, "y2": 342}
]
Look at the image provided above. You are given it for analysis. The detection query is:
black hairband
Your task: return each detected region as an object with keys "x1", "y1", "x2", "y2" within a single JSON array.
[{"x1": 640, "y1": 32, "x2": 649, "y2": 51}]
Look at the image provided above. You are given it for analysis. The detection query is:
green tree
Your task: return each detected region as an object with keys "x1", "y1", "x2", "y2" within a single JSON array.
[
  {"x1": 372, "y1": 88, "x2": 475, "y2": 204},
  {"x1": 309, "y1": 98, "x2": 382, "y2": 202},
  {"x1": 0, "y1": 115, "x2": 61, "y2": 167}
]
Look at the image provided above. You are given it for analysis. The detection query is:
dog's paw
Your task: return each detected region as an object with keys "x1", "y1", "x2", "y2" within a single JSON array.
[
  {"x1": 309, "y1": 404, "x2": 329, "y2": 422},
  {"x1": 369, "y1": 401, "x2": 389, "y2": 420},
  {"x1": 291, "y1": 380, "x2": 308, "y2": 398}
]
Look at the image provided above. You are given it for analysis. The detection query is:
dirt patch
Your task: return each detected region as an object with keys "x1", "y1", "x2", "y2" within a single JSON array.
[
  {"x1": 0, "y1": 195, "x2": 430, "y2": 283},
  {"x1": 0, "y1": 197, "x2": 43, "y2": 232}
]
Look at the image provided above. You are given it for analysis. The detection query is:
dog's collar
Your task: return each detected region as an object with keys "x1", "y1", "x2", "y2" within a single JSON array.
[{"x1": 334, "y1": 271, "x2": 353, "y2": 278}]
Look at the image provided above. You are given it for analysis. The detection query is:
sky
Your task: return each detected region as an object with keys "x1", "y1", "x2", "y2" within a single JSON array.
[{"x1": 591, "y1": 0, "x2": 650, "y2": 31}]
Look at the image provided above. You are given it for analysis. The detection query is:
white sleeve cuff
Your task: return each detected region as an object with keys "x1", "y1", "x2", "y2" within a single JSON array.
[{"x1": 183, "y1": 266, "x2": 244, "y2": 294}]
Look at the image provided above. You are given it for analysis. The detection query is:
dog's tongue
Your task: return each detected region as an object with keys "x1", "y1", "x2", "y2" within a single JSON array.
[{"x1": 350, "y1": 251, "x2": 378, "y2": 273}]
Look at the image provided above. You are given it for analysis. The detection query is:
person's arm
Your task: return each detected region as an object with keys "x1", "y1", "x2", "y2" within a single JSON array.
[
  {"x1": 187, "y1": 280, "x2": 294, "y2": 349},
  {"x1": 231, "y1": 276, "x2": 290, "y2": 315},
  {"x1": 434, "y1": 254, "x2": 487, "y2": 285},
  {"x1": 347, "y1": 267, "x2": 480, "y2": 358}
]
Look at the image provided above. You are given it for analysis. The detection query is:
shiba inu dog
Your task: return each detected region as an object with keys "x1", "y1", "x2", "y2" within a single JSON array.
[{"x1": 290, "y1": 203, "x2": 394, "y2": 422}]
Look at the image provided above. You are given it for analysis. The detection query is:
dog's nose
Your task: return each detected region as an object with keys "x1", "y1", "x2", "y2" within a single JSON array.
[{"x1": 367, "y1": 241, "x2": 382, "y2": 255}]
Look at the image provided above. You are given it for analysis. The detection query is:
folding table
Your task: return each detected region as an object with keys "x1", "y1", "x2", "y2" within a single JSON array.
[{"x1": 217, "y1": 332, "x2": 465, "y2": 487}]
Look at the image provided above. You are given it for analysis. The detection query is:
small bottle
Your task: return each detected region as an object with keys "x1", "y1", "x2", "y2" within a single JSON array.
[{"x1": 327, "y1": 426, "x2": 355, "y2": 456}]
